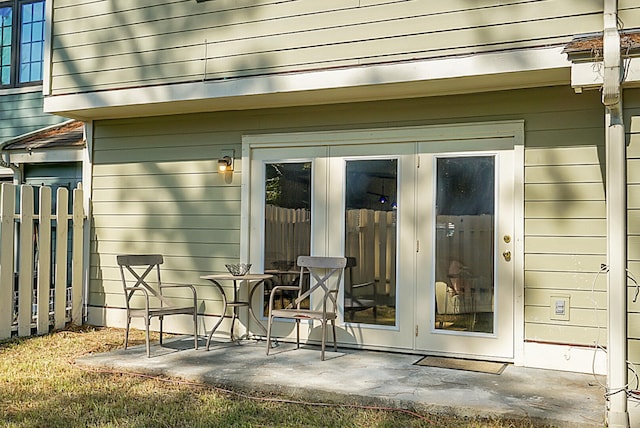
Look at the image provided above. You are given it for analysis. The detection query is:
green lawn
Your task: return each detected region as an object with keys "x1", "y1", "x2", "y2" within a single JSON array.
[{"x1": 0, "y1": 325, "x2": 548, "y2": 427}]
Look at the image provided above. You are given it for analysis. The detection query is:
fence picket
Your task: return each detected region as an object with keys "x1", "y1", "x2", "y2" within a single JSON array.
[
  {"x1": 72, "y1": 187, "x2": 84, "y2": 324},
  {"x1": 54, "y1": 188, "x2": 69, "y2": 330},
  {"x1": 0, "y1": 184, "x2": 15, "y2": 339},
  {"x1": 18, "y1": 185, "x2": 34, "y2": 337},
  {"x1": 37, "y1": 186, "x2": 52, "y2": 334}
]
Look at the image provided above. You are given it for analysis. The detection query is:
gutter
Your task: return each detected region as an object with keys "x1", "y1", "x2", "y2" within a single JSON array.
[{"x1": 603, "y1": 0, "x2": 629, "y2": 427}]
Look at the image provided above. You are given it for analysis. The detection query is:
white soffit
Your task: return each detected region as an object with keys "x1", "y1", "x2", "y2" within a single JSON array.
[
  {"x1": 571, "y1": 57, "x2": 640, "y2": 92},
  {"x1": 44, "y1": 46, "x2": 570, "y2": 120}
]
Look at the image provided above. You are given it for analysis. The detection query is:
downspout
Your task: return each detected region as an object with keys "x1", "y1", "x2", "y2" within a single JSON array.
[{"x1": 603, "y1": 0, "x2": 629, "y2": 427}]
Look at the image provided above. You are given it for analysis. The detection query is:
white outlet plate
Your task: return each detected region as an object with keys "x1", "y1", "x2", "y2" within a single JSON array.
[{"x1": 550, "y1": 295, "x2": 570, "y2": 321}]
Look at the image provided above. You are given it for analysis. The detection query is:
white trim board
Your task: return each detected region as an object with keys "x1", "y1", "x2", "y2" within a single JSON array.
[{"x1": 44, "y1": 47, "x2": 569, "y2": 120}]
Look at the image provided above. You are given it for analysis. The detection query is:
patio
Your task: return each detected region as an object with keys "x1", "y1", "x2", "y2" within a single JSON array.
[{"x1": 75, "y1": 335, "x2": 605, "y2": 427}]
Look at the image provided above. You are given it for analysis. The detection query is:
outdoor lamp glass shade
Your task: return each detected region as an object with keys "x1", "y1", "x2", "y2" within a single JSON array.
[{"x1": 218, "y1": 156, "x2": 233, "y2": 172}]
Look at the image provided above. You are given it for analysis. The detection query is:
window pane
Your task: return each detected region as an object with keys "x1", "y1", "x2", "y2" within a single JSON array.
[
  {"x1": 263, "y1": 162, "x2": 312, "y2": 314},
  {"x1": 30, "y1": 60, "x2": 40, "y2": 81},
  {"x1": 1, "y1": 27, "x2": 10, "y2": 46},
  {"x1": 33, "y1": 1, "x2": 44, "y2": 21},
  {"x1": 1, "y1": 46, "x2": 10, "y2": 65},
  {"x1": 344, "y1": 159, "x2": 397, "y2": 326},
  {"x1": 23, "y1": 3, "x2": 32, "y2": 20},
  {"x1": 21, "y1": 22, "x2": 31, "y2": 43},
  {"x1": 31, "y1": 40, "x2": 41, "y2": 61},
  {"x1": 1, "y1": 66, "x2": 9, "y2": 85},
  {"x1": 0, "y1": 7, "x2": 11, "y2": 27}
]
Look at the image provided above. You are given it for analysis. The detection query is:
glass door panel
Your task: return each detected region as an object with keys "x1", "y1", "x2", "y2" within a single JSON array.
[
  {"x1": 434, "y1": 156, "x2": 495, "y2": 334},
  {"x1": 263, "y1": 162, "x2": 311, "y2": 315},
  {"x1": 344, "y1": 159, "x2": 397, "y2": 326}
]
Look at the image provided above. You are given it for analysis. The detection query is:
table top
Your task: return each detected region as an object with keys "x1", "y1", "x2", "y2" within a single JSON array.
[{"x1": 200, "y1": 273, "x2": 273, "y2": 282}]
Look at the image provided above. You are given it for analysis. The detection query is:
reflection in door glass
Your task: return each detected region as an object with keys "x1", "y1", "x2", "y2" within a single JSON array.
[
  {"x1": 263, "y1": 163, "x2": 311, "y2": 315},
  {"x1": 344, "y1": 159, "x2": 397, "y2": 326},
  {"x1": 434, "y1": 156, "x2": 495, "y2": 334}
]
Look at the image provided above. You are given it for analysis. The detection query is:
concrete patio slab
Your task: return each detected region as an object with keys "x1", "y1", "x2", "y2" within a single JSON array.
[{"x1": 75, "y1": 336, "x2": 606, "y2": 427}]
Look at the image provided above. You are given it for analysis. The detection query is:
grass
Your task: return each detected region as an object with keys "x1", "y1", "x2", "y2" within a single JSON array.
[{"x1": 0, "y1": 325, "x2": 552, "y2": 427}]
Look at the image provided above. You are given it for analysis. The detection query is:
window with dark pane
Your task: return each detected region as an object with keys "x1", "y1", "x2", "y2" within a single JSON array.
[
  {"x1": 344, "y1": 159, "x2": 397, "y2": 326},
  {"x1": 0, "y1": 0, "x2": 44, "y2": 88}
]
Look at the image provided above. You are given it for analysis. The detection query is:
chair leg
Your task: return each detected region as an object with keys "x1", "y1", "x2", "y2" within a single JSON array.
[
  {"x1": 331, "y1": 319, "x2": 337, "y2": 352},
  {"x1": 145, "y1": 317, "x2": 151, "y2": 358},
  {"x1": 159, "y1": 316, "x2": 164, "y2": 345},
  {"x1": 193, "y1": 310, "x2": 198, "y2": 350},
  {"x1": 295, "y1": 319, "x2": 300, "y2": 349},
  {"x1": 320, "y1": 320, "x2": 326, "y2": 361},
  {"x1": 266, "y1": 315, "x2": 273, "y2": 355},
  {"x1": 124, "y1": 316, "x2": 131, "y2": 350}
]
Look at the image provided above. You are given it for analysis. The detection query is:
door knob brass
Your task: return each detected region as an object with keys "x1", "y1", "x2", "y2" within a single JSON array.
[{"x1": 503, "y1": 251, "x2": 511, "y2": 262}]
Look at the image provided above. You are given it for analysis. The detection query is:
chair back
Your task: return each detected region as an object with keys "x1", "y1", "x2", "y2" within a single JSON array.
[
  {"x1": 293, "y1": 256, "x2": 347, "y2": 312},
  {"x1": 117, "y1": 254, "x2": 170, "y2": 308}
]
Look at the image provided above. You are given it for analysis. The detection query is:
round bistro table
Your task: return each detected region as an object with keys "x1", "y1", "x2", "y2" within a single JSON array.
[{"x1": 200, "y1": 273, "x2": 273, "y2": 350}]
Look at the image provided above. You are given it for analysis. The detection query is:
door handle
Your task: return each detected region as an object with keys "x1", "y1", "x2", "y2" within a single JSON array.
[{"x1": 502, "y1": 251, "x2": 511, "y2": 262}]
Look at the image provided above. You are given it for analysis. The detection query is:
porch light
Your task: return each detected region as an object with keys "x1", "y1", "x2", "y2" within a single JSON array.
[{"x1": 217, "y1": 150, "x2": 234, "y2": 173}]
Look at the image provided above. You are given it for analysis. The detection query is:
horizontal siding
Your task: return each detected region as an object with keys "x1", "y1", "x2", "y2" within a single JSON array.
[
  {"x1": 0, "y1": 91, "x2": 65, "y2": 141},
  {"x1": 626, "y1": 88, "x2": 640, "y2": 367},
  {"x1": 90, "y1": 86, "x2": 606, "y2": 346},
  {"x1": 49, "y1": 0, "x2": 609, "y2": 94}
]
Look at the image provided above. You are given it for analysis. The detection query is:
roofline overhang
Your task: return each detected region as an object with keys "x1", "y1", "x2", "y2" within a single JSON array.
[
  {"x1": 44, "y1": 46, "x2": 571, "y2": 121},
  {"x1": 7, "y1": 148, "x2": 84, "y2": 164}
]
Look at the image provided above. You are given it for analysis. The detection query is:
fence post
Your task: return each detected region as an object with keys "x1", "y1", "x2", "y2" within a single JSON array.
[
  {"x1": 37, "y1": 186, "x2": 52, "y2": 335},
  {"x1": 71, "y1": 187, "x2": 83, "y2": 325},
  {"x1": 54, "y1": 188, "x2": 68, "y2": 330},
  {"x1": 0, "y1": 183, "x2": 15, "y2": 339}
]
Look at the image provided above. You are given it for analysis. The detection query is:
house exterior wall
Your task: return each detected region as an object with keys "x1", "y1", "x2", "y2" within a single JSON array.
[
  {"x1": 88, "y1": 85, "x2": 609, "y2": 366},
  {"x1": 627, "y1": 88, "x2": 640, "y2": 370},
  {"x1": 0, "y1": 89, "x2": 64, "y2": 141},
  {"x1": 48, "y1": 0, "x2": 622, "y2": 95}
]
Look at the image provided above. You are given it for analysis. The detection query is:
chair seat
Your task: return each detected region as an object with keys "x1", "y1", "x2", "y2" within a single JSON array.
[
  {"x1": 344, "y1": 297, "x2": 376, "y2": 312},
  {"x1": 129, "y1": 305, "x2": 196, "y2": 317},
  {"x1": 271, "y1": 308, "x2": 337, "y2": 321}
]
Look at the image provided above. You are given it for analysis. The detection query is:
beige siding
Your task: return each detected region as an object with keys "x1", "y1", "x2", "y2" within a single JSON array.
[
  {"x1": 90, "y1": 85, "x2": 606, "y2": 346},
  {"x1": 49, "y1": 0, "x2": 614, "y2": 94},
  {"x1": 626, "y1": 88, "x2": 640, "y2": 368}
]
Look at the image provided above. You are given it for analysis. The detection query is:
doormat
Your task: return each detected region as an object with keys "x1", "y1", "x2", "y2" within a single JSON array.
[{"x1": 414, "y1": 356, "x2": 507, "y2": 375}]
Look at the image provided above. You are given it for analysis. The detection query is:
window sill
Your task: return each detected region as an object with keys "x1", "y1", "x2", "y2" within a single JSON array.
[{"x1": 0, "y1": 85, "x2": 43, "y2": 96}]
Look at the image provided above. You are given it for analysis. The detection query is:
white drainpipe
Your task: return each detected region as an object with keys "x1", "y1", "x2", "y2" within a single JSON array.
[{"x1": 603, "y1": 0, "x2": 629, "y2": 427}]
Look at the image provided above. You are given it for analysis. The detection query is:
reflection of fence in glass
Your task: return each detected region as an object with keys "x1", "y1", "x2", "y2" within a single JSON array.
[
  {"x1": 345, "y1": 208, "x2": 397, "y2": 298},
  {"x1": 435, "y1": 215, "x2": 494, "y2": 288},
  {"x1": 264, "y1": 204, "x2": 311, "y2": 270}
]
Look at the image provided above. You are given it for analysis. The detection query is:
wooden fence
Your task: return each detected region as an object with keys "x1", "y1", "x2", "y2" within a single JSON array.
[
  {"x1": 0, "y1": 183, "x2": 85, "y2": 340},
  {"x1": 435, "y1": 214, "x2": 494, "y2": 287},
  {"x1": 264, "y1": 205, "x2": 397, "y2": 297}
]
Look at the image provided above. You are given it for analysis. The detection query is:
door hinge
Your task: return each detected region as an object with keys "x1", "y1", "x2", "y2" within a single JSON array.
[
  {"x1": 416, "y1": 240, "x2": 420, "y2": 252},
  {"x1": 417, "y1": 155, "x2": 421, "y2": 168},
  {"x1": 415, "y1": 325, "x2": 419, "y2": 337}
]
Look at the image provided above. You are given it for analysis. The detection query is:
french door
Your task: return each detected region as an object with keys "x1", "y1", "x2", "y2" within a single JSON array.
[
  {"x1": 245, "y1": 122, "x2": 521, "y2": 360},
  {"x1": 415, "y1": 149, "x2": 515, "y2": 360}
]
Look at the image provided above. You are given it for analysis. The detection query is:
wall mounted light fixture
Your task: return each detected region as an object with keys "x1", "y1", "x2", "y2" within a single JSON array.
[{"x1": 218, "y1": 149, "x2": 234, "y2": 173}]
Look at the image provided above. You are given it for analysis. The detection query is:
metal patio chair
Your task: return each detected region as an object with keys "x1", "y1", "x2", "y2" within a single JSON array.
[
  {"x1": 117, "y1": 254, "x2": 198, "y2": 357},
  {"x1": 266, "y1": 255, "x2": 347, "y2": 360},
  {"x1": 343, "y1": 257, "x2": 377, "y2": 322}
]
